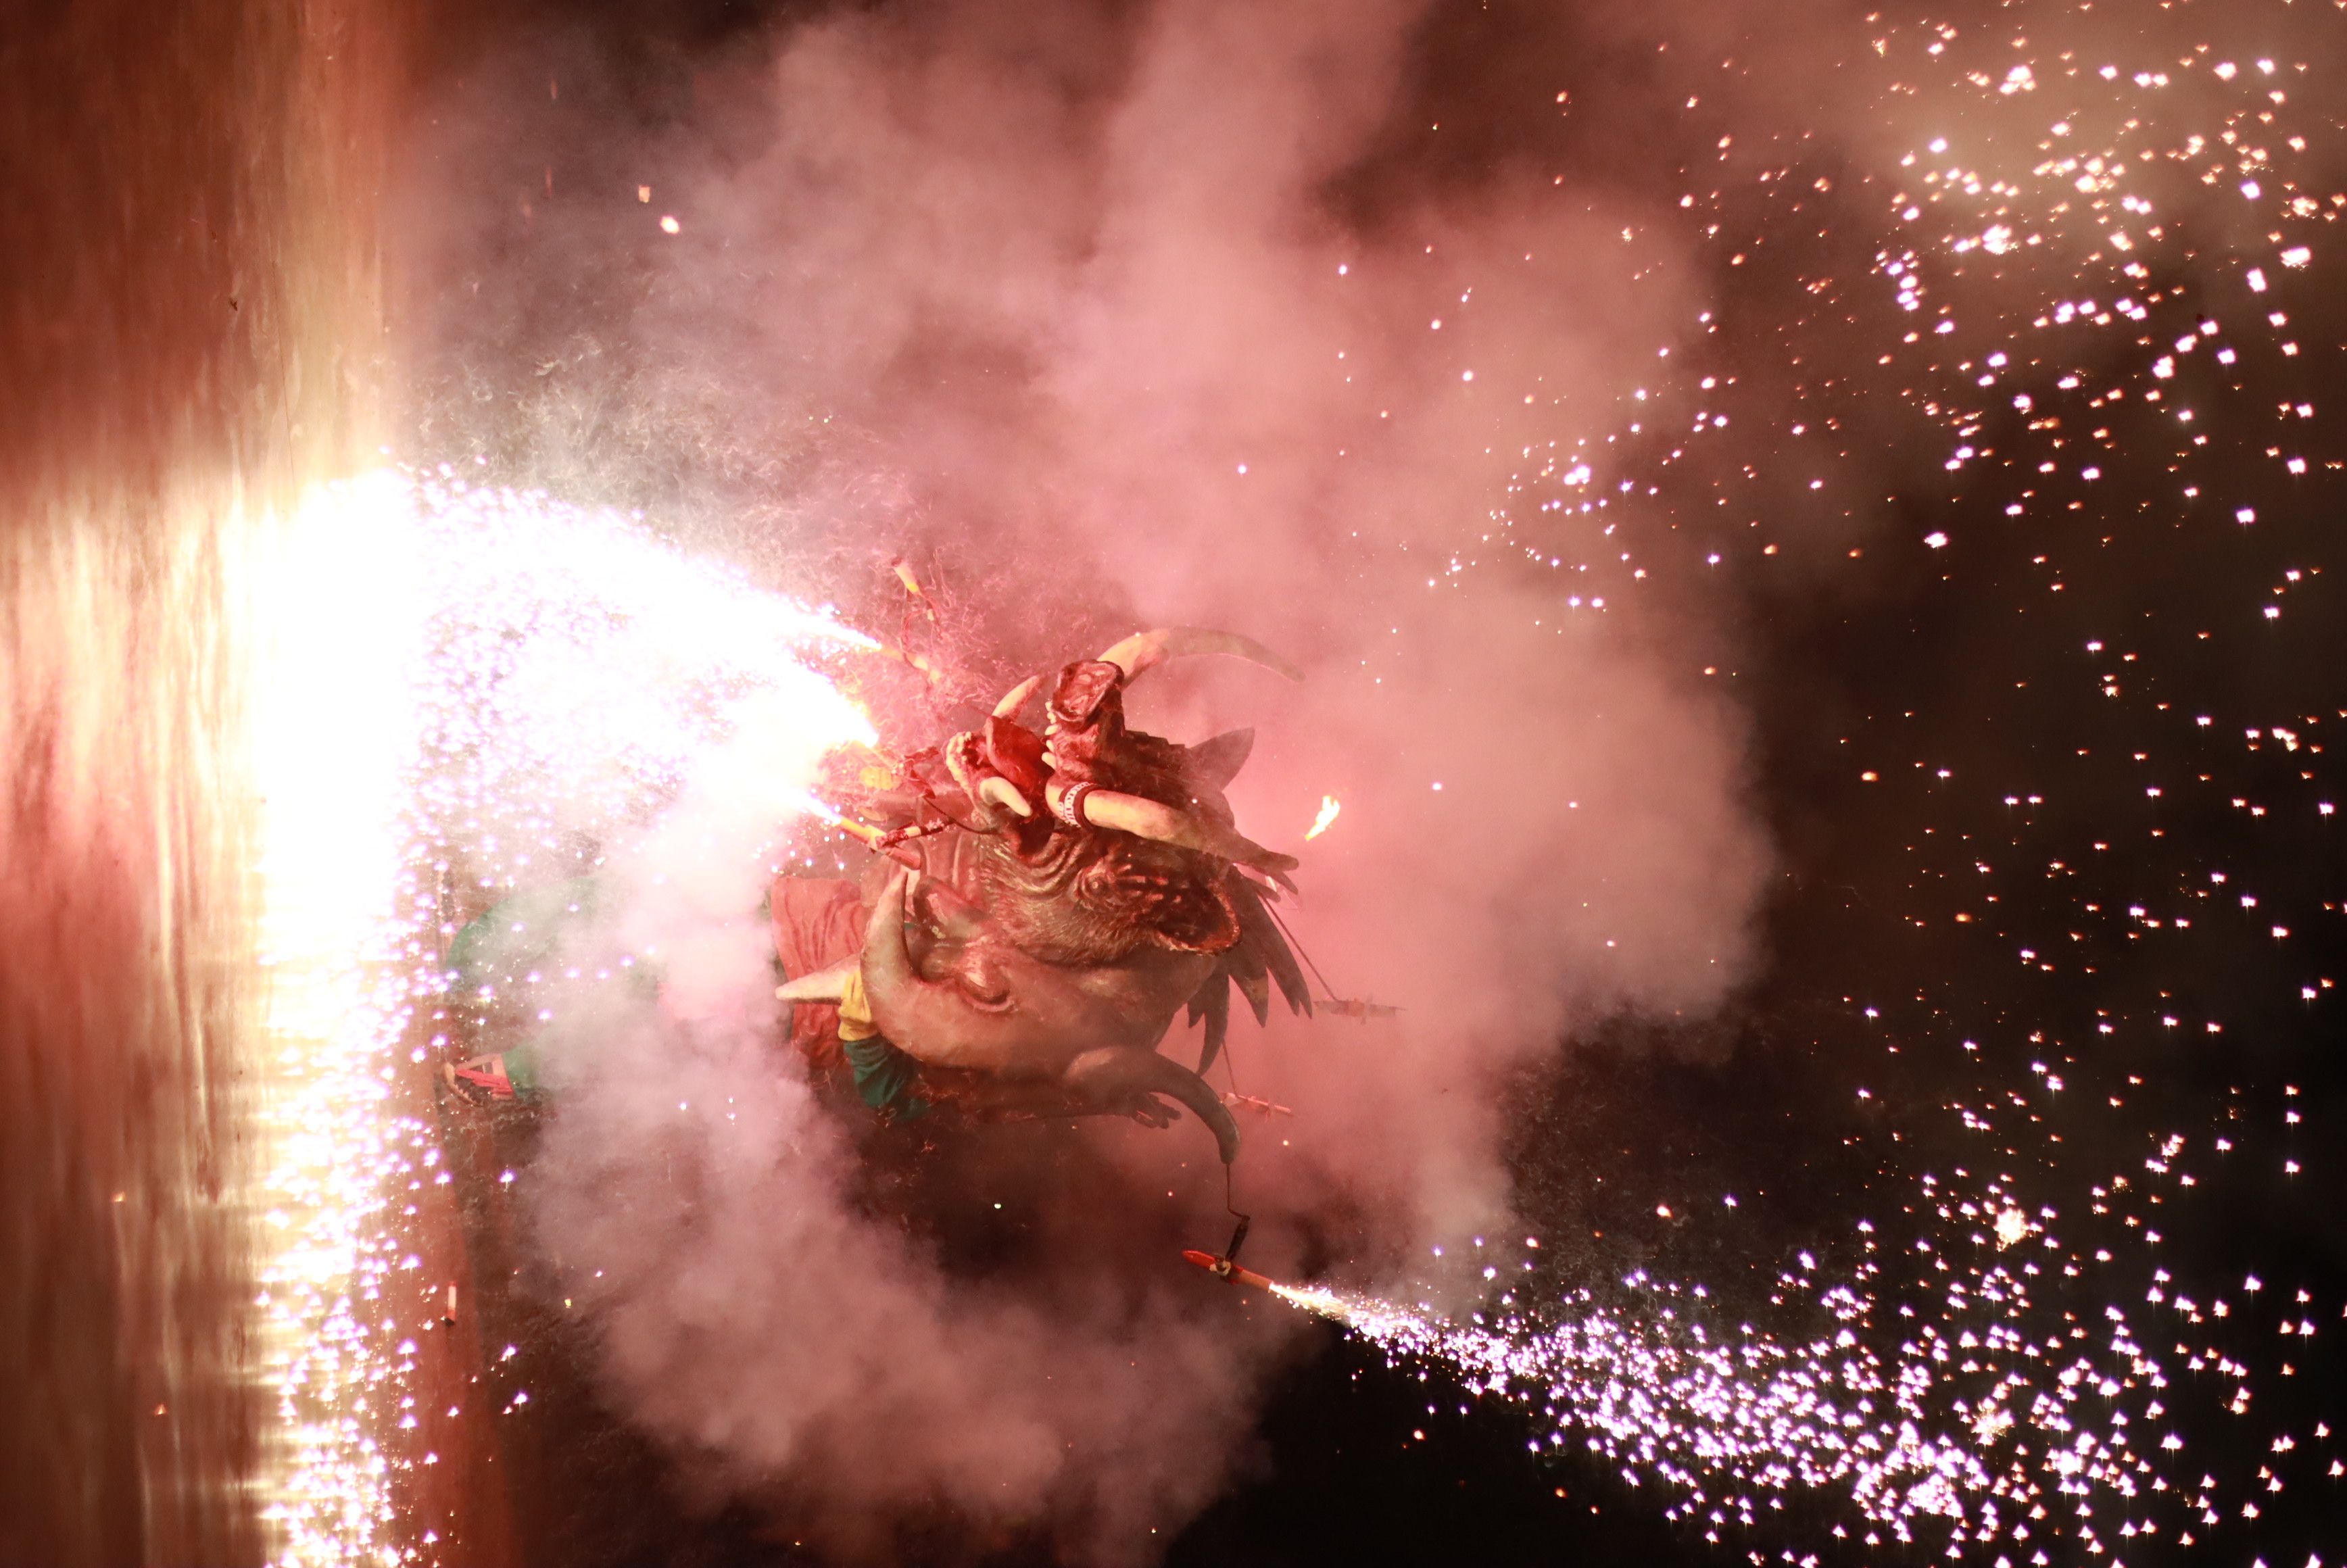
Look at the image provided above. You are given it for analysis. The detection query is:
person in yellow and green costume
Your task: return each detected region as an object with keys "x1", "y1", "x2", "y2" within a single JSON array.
[{"x1": 441, "y1": 872, "x2": 931, "y2": 1122}]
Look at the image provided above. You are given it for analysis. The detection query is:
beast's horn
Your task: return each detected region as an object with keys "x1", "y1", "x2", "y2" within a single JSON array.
[
  {"x1": 1055, "y1": 785, "x2": 1298, "y2": 885},
  {"x1": 992, "y1": 672, "x2": 1045, "y2": 718},
  {"x1": 1063, "y1": 1046, "x2": 1242, "y2": 1163},
  {"x1": 1096, "y1": 628, "x2": 1303, "y2": 685},
  {"x1": 977, "y1": 775, "x2": 1034, "y2": 818}
]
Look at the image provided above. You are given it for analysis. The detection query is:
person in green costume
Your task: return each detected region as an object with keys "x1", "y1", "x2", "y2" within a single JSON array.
[{"x1": 439, "y1": 875, "x2": 604, "y2": 1105}]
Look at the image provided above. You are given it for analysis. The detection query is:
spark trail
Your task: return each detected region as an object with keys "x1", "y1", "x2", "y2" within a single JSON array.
[
  {"x1": 249, "y1": 471, "x2": 873, "y2": 1567},
  {"x1": 1280, "y1": 1184, "x2": 2217, "y2": 1563}
]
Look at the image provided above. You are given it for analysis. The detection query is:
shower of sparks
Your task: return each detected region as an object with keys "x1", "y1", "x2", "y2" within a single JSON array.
[
  {"x1": 1277, "y1": 1175, "x2": 2238, "y2": 1561},
  {"x1": 1347, "y1": 3, "x2": 2344, "y2": 1561},
  {"x1": 251, "y1": 476, "x2": 427, "y2": 1568},
  {"x1": 1305, "y1": 793, "x2": 1342, "y2": 840},
  {"x1": 247, "y1": 470, "x2": 872, "y2": 1567}
]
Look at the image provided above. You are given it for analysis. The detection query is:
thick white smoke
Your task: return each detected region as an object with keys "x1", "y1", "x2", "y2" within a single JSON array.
[{"x1": 408, "y1": 1, "x2": 1770, "y2": 1557}]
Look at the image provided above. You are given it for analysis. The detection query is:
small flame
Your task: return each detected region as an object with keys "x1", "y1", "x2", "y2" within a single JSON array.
[
  {"x1": 1305, "y1": 794, "x2": 1342, "y2": 840},
  {"x1": 1271, "y1": 1282, "x2": 1353, "y2": 1319},
  {"x1": 795, "y1": 793, "x2": 886, "y2": 848}
]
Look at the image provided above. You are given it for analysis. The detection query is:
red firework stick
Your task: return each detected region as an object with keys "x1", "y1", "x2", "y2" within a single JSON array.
[{"x1": 1180, "y1": 1249, "x2": 1276, "y2": 1292}]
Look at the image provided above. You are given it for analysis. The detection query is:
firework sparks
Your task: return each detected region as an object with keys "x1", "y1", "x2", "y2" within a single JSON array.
[
  {"x1": 249, "y1": 476, "x2": 427, "y2": 1568},
  {"x1": 1266, "y1": 5, "x2": 2346, "y2": 1557},
  {"x1": 246, "y1": 472, "x2": 875, "y2": 1566},
  {"x1": 1277, "y1": 1184, "x2": 2212, "y2": 1559}
]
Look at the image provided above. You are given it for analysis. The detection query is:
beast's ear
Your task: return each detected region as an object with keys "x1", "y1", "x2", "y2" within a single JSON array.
[
  {"x1": 1184, "y1": 728, "x2": 1255, "y2": 791},
  {"x1": 1075, "y1": 852, "x2": 1241, "y2": 955}
]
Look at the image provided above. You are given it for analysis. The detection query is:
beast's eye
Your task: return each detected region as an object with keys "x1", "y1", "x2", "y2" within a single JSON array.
[{"x1": 955, "y1": 977, "x2": 1015, "y2": 1012}]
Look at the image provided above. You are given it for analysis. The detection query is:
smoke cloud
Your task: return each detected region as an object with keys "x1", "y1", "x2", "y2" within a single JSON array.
[{"x1": 406, "y1": 0, "x2": 1770, "y2": 1556}]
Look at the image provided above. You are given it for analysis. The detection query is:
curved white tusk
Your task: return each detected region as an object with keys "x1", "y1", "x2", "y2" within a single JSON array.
[
  {"x1": 977, "y1": 775, "x2": 1034, "y2": 818},
  {"x1": 1094, "y1": 627, "x2": 1303, "y2": 685},
  {"x1": 776, "y1": 958, "x2": 858, "y2": 1003},
  {"x1": 1050, "y1": 783, "x2": 1297, "y2": 885},
  {"x1": 992, "y1": 672, "x2": 1045, "y2": 718}
]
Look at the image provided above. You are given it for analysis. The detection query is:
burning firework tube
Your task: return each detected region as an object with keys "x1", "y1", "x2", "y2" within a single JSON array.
[
  {"x1": 1180, "y1": 1249, "x2": 1278, "y2": 1292},
  {"x1": 802, "y1": 798, "x2": 923, "y2": 867}
]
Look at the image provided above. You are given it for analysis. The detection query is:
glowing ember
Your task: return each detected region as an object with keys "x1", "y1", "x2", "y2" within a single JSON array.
[{"x1": 1305, "y1": 794, "x2": 1342, "y2": 841}]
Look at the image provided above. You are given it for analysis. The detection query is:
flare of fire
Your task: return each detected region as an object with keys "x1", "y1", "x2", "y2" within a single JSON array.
[
  {"x1": 1304, "y1": 793, "x2": 1341, "y2": 841},
  {"x1": 246, "y1": 470, "x2": 875, "y2": 1567}
]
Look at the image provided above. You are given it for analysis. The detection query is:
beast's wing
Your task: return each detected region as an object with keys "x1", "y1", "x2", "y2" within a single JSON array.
[
  {"x1": 1187, "y1": 873, "x2": 1312, "y2": 1077},
  {"x1": 1186, "y1": 969, "x2": 1232, "y2": 1077},
  {"x1": 1232, "y1": 876, "x2": 1311, "y2": 1020}
]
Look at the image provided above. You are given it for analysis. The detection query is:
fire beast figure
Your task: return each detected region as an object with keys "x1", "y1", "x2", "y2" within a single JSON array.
[
  {"x1": 448, "y1": 629, "x2": 1313, "y2": 1167},
  {"x1": 773, "y1": 629, "x2": 1311, "y2": 1165}
]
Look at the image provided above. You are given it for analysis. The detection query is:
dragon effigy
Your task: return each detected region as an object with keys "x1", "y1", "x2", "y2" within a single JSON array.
[
  {"x1": 445, "y1": 625, "x2": 1315, "y2": 1169},
  {"x1": 770, "y1": 628, "x2": 1313, "y2": 1165}
]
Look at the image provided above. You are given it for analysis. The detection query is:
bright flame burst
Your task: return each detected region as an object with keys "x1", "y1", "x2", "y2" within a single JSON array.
[
  {"x1": 248, "y1": 470, "x2": 871, "y2": 1566},
  {"x1": 1305, "y1": 793, "x2": 1342, "y2": 841}
]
